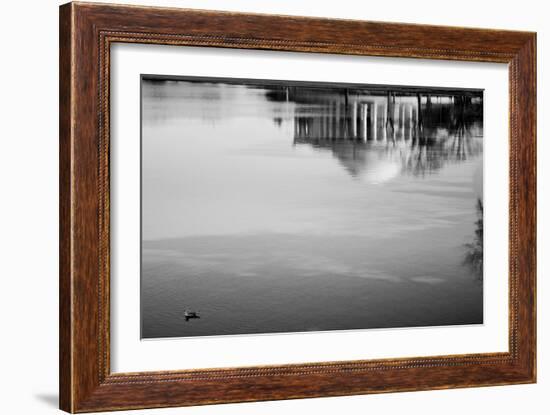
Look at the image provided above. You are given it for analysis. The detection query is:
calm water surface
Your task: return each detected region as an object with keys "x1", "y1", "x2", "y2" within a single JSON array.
[{"x1": 141, "y1": 79, "x2": 484, "y2": 338}]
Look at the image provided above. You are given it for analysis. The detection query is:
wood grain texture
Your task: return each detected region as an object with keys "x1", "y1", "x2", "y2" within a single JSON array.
[
  {"x1": 59, "y1": 2, "x2": 537, "y2": 412},
  {"x1": 59, "y1": 3, "x2": 73, "y2": 411}
]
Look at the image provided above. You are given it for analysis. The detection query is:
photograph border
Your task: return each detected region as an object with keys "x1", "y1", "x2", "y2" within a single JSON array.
[{"x1": 59, "y1": 2, "x2": 536, "y2": 412}]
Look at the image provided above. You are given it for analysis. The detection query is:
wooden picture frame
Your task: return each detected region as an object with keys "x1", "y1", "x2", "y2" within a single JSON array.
[{"x1": 59, "y1": 2, "x2": 536, "y2": 412}]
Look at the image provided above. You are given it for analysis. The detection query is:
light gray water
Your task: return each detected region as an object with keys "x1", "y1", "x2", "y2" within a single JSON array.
[{"x1": 141, "y1": 78, "x2": 483, "y2": 338}]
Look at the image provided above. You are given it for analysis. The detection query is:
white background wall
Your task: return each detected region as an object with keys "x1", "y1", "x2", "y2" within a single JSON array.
[{"x1": 0, "y1": 0, "x2": 546, "y2": 414}]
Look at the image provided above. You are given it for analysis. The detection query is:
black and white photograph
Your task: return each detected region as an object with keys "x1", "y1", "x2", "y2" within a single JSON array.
[{"x1": 140, "y1": 75, "x2": 484, "y2": 339}]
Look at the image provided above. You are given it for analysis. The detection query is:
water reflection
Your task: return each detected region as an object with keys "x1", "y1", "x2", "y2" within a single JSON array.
[
  {"x1": 143, "y1": 79, "x2": 483, "y2": 181},
  {"x1": 284, "y1": 88, "x2": 483, "y2": 178}
]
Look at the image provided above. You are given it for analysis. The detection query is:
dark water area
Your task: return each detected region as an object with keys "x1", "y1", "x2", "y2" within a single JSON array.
[{"x1": 141, "y1": 78, "x2": 484, "y2": 338}]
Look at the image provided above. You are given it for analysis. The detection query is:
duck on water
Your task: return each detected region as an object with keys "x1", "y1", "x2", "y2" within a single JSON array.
[{"x1": 184, "y1": 310, "x2": 200, "y2": 321}]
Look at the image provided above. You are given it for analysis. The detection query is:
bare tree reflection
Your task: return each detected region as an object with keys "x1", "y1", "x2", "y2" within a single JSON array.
[{"x1": 464, "y1": 199, "x2": 483, "y2": 280}]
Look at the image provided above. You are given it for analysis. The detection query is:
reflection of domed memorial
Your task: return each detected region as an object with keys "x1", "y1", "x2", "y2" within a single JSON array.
[{"x1": 289, "y1": 88, "x2": 483, "y2": 179}]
